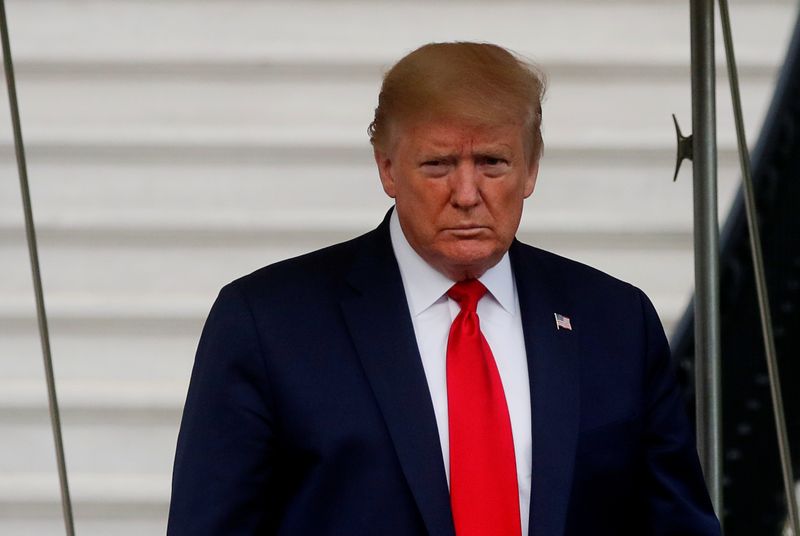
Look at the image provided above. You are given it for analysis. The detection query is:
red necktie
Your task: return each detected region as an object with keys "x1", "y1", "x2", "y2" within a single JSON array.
[{"x1": 447, "y1": 279, "x2": 521, "y2": 536}]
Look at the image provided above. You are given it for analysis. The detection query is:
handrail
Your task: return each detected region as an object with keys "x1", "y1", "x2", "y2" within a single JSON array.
[{"x1": 0, "y1": 1, "x2": 75, "y2": 534}]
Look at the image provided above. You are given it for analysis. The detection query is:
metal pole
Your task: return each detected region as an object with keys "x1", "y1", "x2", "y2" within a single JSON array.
[
  {"x1": 690, "y1": 0, "x2": 723, "y2": 516},
  {"x1": 0, "y1": 2, "x2": 76, "y2": 534},
  {"x1": 717, "y1": 1, "x2": 800, "y2": 532}
]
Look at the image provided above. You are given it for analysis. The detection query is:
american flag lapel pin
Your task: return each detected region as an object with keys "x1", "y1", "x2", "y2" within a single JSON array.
[{"x1": 554, "y1": 313, "x2": 572, "y2": 331}]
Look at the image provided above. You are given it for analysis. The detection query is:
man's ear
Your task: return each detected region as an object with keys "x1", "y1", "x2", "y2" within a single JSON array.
[
  {"x1": 523, "y1": 156, "x2": 540, "y2": 198},
  {"x1": 374, "y1": 148, "x2": 397, "y2": 198}
]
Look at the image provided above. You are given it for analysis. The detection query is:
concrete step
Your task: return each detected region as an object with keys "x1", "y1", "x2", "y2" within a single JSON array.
[
  {"x1": 0, "y1": 328, "x2": 199, "y2": 384},
  {"x1": 0, "y1": 60, "x2": 776, "y2": 145},
  {"x1": 4, "y1": 1, "x2": 793, "y2": 66},
  {"x1": 0, "y1": 472, "x2": 168, "y2": 536},
  {"x1": 0, "y1": 232, "x2": 692, "y2": 333},
  {"x1": 0, "y1": 518, "x2": 167, "y2": 536},
  {"x1": 0, "y1": 380, "x2": 182, "y2": 475},
  {"x1": 0, "y1": 141, "x2": 744, "y2": 231}
]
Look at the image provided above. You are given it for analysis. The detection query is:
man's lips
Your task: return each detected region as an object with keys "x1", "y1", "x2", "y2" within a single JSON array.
[{"x1": 443, "y1": 226, "x2": 489, "y2": 237}]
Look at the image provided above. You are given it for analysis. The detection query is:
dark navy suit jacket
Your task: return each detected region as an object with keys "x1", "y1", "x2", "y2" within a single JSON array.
[{"x1": 168, "y1": 210, "x2": 720, "y2": 535}]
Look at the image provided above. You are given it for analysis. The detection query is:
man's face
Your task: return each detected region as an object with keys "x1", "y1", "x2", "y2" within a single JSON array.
[{"x1": 375, "y1": 118, "x2": 539, "y2": 281}]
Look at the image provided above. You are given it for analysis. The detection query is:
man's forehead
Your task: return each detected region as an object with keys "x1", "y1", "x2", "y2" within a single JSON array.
[{"x1": 405, "y1": 121, "x2": 522, "y2": 151}]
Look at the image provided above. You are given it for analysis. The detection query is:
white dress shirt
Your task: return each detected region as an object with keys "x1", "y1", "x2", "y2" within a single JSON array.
[{"x1": 389, "y1": 210, "x2": 532, "y2": 535}]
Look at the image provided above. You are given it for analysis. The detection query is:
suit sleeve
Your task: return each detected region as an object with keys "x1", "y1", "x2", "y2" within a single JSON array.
[
  {"x1": 167, "y1": 282, "x2": 276, "y2": 535},
  {"x1": 637, "y1": 288, "x2": 721, "y2": 535}
]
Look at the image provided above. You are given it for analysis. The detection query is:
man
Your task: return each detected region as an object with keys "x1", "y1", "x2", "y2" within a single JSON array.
[{"x1": 168, "y1": 42, "x2": 720, "y2": 535}]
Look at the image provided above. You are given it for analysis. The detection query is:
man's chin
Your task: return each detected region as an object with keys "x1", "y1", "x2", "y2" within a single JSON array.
[{"x1": 434, "y1": 247, "x2": 504, "y2": 281}]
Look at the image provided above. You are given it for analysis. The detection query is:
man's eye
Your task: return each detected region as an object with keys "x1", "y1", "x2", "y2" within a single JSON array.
[
  {"x1": 421, "y1": 161, "x2": 449, "y2": 174},
  {"x1": 482, "y1": 157, "x2": 507, "y2": 166}
]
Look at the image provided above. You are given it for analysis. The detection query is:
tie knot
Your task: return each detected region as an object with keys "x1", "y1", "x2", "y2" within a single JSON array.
[{"x1": 447, "y1": 279, "x2": 488, "y2": 312}]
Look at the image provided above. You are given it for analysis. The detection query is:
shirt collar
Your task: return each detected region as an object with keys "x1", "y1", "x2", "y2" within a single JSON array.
[{"x1": 389, "y1": 208, "x2": 517, "y2": 317}]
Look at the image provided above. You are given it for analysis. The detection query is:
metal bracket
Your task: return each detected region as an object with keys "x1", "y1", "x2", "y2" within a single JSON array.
[{"x1": 672, "y1": 113, "x2": 694, "y2": 181}]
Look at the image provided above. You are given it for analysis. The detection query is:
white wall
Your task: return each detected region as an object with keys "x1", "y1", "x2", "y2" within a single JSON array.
[{"x1": 0, "y1": 1, "x2": 797, "y2": 533}]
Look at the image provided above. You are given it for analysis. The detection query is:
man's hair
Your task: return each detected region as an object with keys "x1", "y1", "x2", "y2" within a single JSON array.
[{"x1": 368, "y1": 42, "x2": 547, "y2": 159}]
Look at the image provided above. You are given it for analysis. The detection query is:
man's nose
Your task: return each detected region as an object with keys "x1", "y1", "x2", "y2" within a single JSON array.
[{"x1": 449, "y1": 163, "x2": 481, "y2": 208}]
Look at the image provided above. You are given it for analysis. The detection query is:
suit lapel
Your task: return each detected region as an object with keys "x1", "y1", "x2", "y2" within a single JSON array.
[
  {"x1": 340, "y1": 215, "x2": 455, "y2": 536},
  {"x1": 511, "y1": 242, "x2": 581, "y2": 536}
]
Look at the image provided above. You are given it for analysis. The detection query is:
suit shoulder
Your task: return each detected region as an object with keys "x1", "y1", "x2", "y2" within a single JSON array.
[
  {"x1": 512, "y1": 241, "x2": 648, "y2": 314},
  {"x1": 513, "y1": 241, "x2": 663, "y2": 341},
  {"x1": 517, "y1": 241, "x2": 635, "y2": 291},
  {"x1": 223, "y1": 228, "x2": 374, "y2": 300}
]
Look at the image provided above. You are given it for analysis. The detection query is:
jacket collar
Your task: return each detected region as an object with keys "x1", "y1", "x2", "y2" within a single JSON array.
[{"x1": 340, "y1": 209, "x2": 456, "y2": 536}]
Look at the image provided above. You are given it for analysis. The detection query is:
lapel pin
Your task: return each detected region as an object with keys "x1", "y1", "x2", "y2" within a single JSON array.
[{"x1": 554, "y1": 313, "x2": 572, "y2": 331}]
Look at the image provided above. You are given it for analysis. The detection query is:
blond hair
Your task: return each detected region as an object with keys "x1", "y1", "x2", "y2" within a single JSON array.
[{"x1": 368, "y1": 42, "x2": 546, "y2": 159}]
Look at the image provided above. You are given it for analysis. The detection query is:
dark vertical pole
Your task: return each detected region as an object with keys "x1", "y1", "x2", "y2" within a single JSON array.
[
  {"x1": 0, "y1": 1, "x2": 75, "y2": 534},
  {"x1": 718, "y1": 0, "x2": 800, "y2": 530},
  {"x1": 690, "y1": 0, "x2": 723, "y2": 517}
]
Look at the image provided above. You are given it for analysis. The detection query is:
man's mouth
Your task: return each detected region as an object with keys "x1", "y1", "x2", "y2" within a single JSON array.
[{"x1": 446, "y1": 226, "x2": 488, "y2": 237}]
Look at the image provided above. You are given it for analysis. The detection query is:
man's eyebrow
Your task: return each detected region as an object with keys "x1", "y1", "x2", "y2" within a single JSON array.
[
  {"x1": 417, "y1": 151, "x2": 457, "y2": 161},
  {"x1": 472, "y1": 146, "x2": 513, "y2": 158}
]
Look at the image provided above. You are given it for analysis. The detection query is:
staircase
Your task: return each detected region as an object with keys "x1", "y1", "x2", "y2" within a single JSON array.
[{"x1": 0, "y1": 1, "x2": 796, "y2": 533}]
